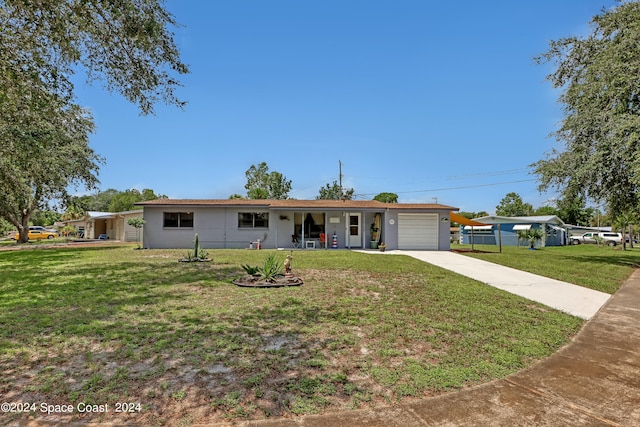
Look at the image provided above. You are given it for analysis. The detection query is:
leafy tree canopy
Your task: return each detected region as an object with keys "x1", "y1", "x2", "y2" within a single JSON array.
[
  {"x1": 31, "y1": 210, "x2": 62, "y2": 227},
  {"x1": 531, "y1": 206, "x2": 559, "y2": 216},
  {"x1": 373, "y1": 192, "x2": 398, "y2": 203},
  {"x1": 244, "y1": 162, "x2": 292, "y2": 199},
  {"x1": 109, "y1": 188, "x2": 167, "y2": 212},
  {"x1": 316, "y1": 181, "x2": 355, "y2": 200},
  {"x1": 0, "y1": 0, "x2": 189, "y2": 115},
  {"x1": 495, "y1": 192, "x2": 533, "y2": 217},
  {"x1": 66, "y1": 188, "x2": 166, "y2": 214},
  {"x1": 533, "y1": 1, "x2": 640, "y2": 217},
  {"x1": 69, "y1": 188, "x2": 120, "y2": 213},
  {"x1": 554, "y1": 196, "x2": 596, "y2": 226}
]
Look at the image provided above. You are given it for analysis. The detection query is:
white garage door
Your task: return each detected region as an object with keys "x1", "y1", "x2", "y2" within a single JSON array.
[{"x1": 398, "y1": 213, "x2": 439, "y2": 250}]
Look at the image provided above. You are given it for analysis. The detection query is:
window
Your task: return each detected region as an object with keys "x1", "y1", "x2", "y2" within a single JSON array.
[
  {"x1": 238, "y1": 212, "x2": 269, "y2": 228},
  {"x1": 163, "y1": 212, "x2": 193, "y2": 228}
]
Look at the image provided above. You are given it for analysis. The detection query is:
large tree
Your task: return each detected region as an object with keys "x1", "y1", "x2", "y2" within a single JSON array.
[
  {"x1": 0, "y1": 89, "x2": 102, "y2": 242},
  {"x1": 495, "y1": 192, "x2": 533, "y2": 217},
  {"x1": 555, "y1": 196, "x2": 595, "y2": 226},
  {"x1": 68, "y1": 188, "x2": 121, "y2": 213},
  {"x1": 316, "y1": 181, "x2": 355, "y2": 200},
  {"x1": 244, "y1": 162, "x2": 292, "y2": 199},
  {"x1": 109, "y1": 188, "x2": 167, "y2": 212},
  {"x1": 373, "y1": 192, "x2": 398, "y2": 203},
  {"x1": 533, "y1": 1, "x2": 640, "y2": 218},
  {"x1": 1, "y1": 0, "x2": 188, "y2": 242}
]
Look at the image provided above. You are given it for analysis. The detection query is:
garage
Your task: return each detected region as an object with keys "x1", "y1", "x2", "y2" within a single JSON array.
[{"x1": 398, "y1": 213, "x2": 439, "y2": 250}]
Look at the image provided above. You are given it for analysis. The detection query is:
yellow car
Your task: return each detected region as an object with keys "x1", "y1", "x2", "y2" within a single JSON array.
[{"x1": 14, "y1": 230, "x2": 59, "y2": 241}]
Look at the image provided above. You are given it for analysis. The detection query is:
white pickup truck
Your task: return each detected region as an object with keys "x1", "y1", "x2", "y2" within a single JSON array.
[{"x1": 571, "y1": 232, "x2": 623, "y2": 246}]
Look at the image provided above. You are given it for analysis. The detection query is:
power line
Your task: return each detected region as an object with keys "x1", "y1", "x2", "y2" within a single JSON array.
[
  {"x1": 442, "y1": 168, "x2": 530, "y2": 181},
  {"x1": 350, "y1": 167, "x2": 531, "y2": 184},
  {"x1": 356, "y1": 178, "x2": 537, "y2": 198}
]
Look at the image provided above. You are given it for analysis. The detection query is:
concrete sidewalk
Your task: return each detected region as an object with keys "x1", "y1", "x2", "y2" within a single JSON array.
[
  {"x1": 213, "y1": 267, "x2": 640, "y2": 427},
  {"x1": 393, "y1": 250, "x2": 611, "y2": 320}
]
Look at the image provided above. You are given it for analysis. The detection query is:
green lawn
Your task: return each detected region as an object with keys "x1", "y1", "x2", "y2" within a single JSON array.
[
  {"x1": 454, "y1": 243, "x2": 640, "y2": 294},
  {"x1": 0, "y1": 245, "x2": 588, "y2": 424}
]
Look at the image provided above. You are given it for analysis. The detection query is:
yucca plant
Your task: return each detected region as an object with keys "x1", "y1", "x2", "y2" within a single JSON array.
[{"x1": 257, "y1": 252, "x2": 283, "y2": 282}]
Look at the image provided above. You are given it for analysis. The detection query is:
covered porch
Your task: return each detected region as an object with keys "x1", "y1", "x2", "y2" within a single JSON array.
[{"x1": 274, "y1": 210, "x2": 385, "y2": 250}]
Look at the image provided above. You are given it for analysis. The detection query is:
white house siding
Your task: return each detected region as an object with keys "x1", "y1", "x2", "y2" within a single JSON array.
[
  {"x1": 121, "y1": 212, "x2": 144, "y2": 243},
  {"x1": 142, "y1": 206, "x2": 273, "y2": 249}
]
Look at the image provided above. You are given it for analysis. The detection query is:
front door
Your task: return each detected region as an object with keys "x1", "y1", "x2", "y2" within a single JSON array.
[{"x1": 347, "y1": 213, "x2": 361, "y2": 247}]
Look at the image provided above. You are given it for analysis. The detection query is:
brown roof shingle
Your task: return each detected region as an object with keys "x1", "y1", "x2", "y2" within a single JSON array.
[{"x1": 136, "y1": 199, "x2": 458, "y2": 211}]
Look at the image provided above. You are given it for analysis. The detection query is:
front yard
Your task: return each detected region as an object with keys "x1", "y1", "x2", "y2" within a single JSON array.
[{"x1": 1, "y1": 244, "x2": 623, "y2": 425}]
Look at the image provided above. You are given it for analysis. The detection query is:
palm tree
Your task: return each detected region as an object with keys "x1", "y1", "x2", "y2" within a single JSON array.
[{"x1": 516, "y1": 228, "x2": 544, "y2": 250}]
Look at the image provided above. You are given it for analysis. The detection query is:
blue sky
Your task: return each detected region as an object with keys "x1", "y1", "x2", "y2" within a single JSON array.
[{"x1": 73, "y1": 0, "x2": 617, "y2": 214}]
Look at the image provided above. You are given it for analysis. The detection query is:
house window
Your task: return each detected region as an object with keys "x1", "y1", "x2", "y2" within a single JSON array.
[
  {"x1": 163, "y1": 212, "x2": 194, "y2": 228},
  {"x1": 238, "y1": 212, "x2": 269, "y2": 228}
]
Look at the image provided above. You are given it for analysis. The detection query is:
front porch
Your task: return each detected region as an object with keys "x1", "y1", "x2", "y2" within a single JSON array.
[{"x1": 275, "y1": 210, "x2": 385, "y2": 250}]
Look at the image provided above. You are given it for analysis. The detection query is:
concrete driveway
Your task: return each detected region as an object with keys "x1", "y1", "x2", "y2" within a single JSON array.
[{"x1": 393, "y1": 250, "x2": 611, "y2": 320}]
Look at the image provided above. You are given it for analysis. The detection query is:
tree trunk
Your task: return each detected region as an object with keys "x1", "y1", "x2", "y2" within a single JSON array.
[
  {"x1": 16, "y1": 213, "x2": 31, "y2": 243},
  {"x1": 17, "y1": 226, "x2": 29, "y2": 243}
]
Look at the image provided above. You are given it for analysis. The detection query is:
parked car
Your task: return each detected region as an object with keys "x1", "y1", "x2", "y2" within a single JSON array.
[
  {"x1": 571, "y1": 232, "x2": 623, "y2": 246},
  {"x1": 14, "y1": 230, "x2": 59, "y2": 241}
]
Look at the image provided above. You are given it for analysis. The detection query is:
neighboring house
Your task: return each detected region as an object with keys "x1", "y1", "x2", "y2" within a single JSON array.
[
  {"x1": 565, "y1": 225, "x2": 612, "y2": 237},
  {"x1": 61, "y1": 210, "x2": 144, "y2": 242},
  {"x1": 460, "y1": 215, "x2": 567, "y2": 247},
  {"x1": 136, "y1": 199, "x2": 458, "y2": 250}
]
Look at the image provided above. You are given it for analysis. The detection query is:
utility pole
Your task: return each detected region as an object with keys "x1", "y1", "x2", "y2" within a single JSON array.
[{"x1": 339, "y1": 160, "x2": 343, "y2": 196}]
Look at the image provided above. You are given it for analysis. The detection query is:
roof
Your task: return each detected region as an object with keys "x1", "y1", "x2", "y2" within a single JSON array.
[
  {"x1": 136, "y1": 198, "x2": 459, "y2": 211},
  {"x1": 473, "y1": 215, "x2": 565, "y2": 226},
  {"x1": 86, "y1": 211, "x2": 113, "y2": 218},
  {"x1": 86, "y1": 209, "x2": 143, "y2": 219}
]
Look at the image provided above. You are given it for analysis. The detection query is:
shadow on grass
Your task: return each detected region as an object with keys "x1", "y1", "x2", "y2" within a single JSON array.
[{"x1": 554, "y1": 253, "x2": 640, "y2": 268}]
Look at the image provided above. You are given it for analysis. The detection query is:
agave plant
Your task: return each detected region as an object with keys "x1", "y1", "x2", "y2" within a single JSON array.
[{"x1": 241, "y1": 264, "x2": 260, "y2": 275}]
